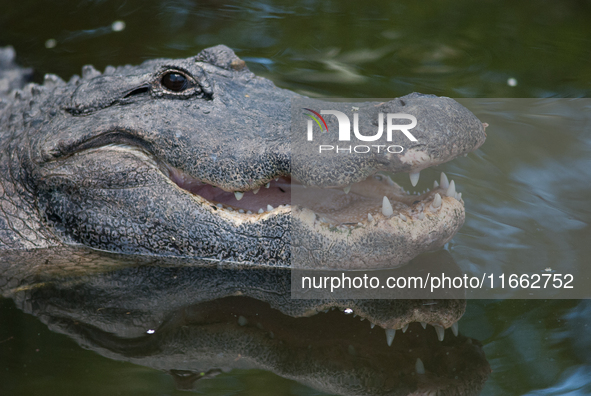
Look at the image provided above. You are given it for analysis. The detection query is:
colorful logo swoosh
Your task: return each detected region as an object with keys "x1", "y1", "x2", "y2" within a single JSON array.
[{"x1": 303, "y1": 108, "x2": 328, "y2": 133}]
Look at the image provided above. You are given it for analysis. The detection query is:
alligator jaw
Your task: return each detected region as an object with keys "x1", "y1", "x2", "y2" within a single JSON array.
[{"x1": 165, "y1": 162, "x2": 463, "y2": 226}]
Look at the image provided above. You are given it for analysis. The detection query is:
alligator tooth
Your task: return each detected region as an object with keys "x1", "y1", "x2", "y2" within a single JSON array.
[
  {"x1": 275, "y1": 177, "x2": 279, "y2": 181},
  {"x1": 451, "y1": 322, "x2": 459, "y2": 337},
  {"x1": 402, "y1": 324, "x2": 409, "y2": 333},
  {"x1": 368, "y1": 213, "x2": 374, "y2": 222},
  {"x1": 246, "y1": 210, "x2": 252, "y2": 214},
  {"x1": 432, "y1": 193, "x2": 442, "y2": 209},
  {"x1": 253, "y1": 188, "x2": 260, "y2": 194},
  {"x1": 433, "y1": 180, "x2": 439, "y2": 189},
  {"x1": 399, "y1": 214, "x2": 407, "y2": 222},
  {"x1": 370, "y1": 323, "x2": 375, "y2": 329},
  {"x1": 456, "y1": 192, "x2": 462, "y2": 202},
  {"x1": 385, "y1": 329, "x2": 396, "y2": 346},
  {"x1": 409, "y1": 171, "x2": 420, "y2": 187},
  {"x1": 446, "y1": 180, "x2": 456, "y2": 197},
  {"x1": 323, "y1": 309, "x2": 329, "y2": 313},
  {"x1": 265, "y1": 182, "x2": 270, "y2": 188},
  {"x1": 418, "y1": 212, "x2": 425, "y2": 220},
  {"x1": 435, "y1": 325, "x2": 445, "y2": 341},
  {"x1": 216, "y1": 203, "x2": 223, "y2": 208},
  {"x1": 440, "y1": 172, "x2": 449, "y2": 189},
  {"x1": 343, "y1": 185, "x2": 351, "y2": 194},
  {"x1": 238, "y1": 209, "x2": 244, "y2": 213},
  {"x1": 258, "y1": 208, "x2": 264, "y2": 214},
  {"x1": 415, "y1": 358, "x2": 425, "y2": 375},
  {"x1": 386, "y1": 176, "x2": 396, "y2": 187},
  {"x1": 353, "y1": 314, "x2": 357, "y2": 318},
  {"x1": 357, "y1": 222, "x2": 363, "y2": 226},
  {"x1": 267, "y1": 204, "x2": 274, "y2": 211},
  {"x1": 234, "y1": 192, "x2": 244, "y2": 201},
  {"x1": 421, "y1": 322, "x2": 427, "y2": 329},
  {"x1": 382, "y1": 196, "x2": 394, "y2": 217}
]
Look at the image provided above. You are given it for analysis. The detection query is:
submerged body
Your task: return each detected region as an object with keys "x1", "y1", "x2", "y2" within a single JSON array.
[{"x1": 0, "y1": 45, "x2": 485, "y2": 268}]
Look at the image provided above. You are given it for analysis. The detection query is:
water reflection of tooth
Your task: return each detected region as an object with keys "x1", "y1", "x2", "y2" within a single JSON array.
[
  {"x1": 386, "y1": 328, "x2": 396, "y2": 346},
  {"x1": 415, "y1": 358, "x2": 425, "y2": 375},
  {"x1": 435, "y1": 325, "x2": 445, "y2": 341}
]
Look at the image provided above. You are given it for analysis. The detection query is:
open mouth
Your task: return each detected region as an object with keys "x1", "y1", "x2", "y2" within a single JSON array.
[
  {"x1": 165, "y1": 164, "x2": 463, "y2": 228},
  {"x1": 165, "y1": 165, "x2": 292, "y2": 214}
]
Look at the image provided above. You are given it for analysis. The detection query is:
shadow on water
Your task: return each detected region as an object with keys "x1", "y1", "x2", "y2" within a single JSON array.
[{"x1": 2, "y1": 248, "x2": 489, "y2": 396}]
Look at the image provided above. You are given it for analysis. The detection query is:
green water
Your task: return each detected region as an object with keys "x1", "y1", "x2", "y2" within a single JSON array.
[{"x1": 1, "y1": 0, "x2": 591, "y2": 395}]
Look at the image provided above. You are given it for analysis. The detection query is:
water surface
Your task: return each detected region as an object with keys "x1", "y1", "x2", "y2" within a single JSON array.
[{"x1": 1, "y1": 1, "x2": 591, "y2": 395}]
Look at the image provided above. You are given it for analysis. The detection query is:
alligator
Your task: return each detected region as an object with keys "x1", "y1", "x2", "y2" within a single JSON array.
[
  {"x1": 0, "y1": 44, "x2": 485, "y2": 269},
  {"x1": 2, "y1": 248, "x2": 490, "y2": 395}
]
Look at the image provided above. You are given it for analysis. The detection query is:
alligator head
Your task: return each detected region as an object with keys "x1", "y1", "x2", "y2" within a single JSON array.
[{"x1": 0, "y1": 45, "x2": 485, "y2": 268}]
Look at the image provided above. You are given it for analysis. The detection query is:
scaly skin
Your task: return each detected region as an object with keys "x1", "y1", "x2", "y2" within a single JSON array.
[{"x1": 0, "y1": 45, "x2": 485, "y2": 268}]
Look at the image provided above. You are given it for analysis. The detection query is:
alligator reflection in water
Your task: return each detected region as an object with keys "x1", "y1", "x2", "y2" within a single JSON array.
[{"x1": 1, "y1": 248, "x2": 490, "y2": 395}]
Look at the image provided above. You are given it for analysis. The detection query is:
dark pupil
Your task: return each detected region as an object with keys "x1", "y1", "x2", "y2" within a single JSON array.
[{"x1": 162, "y1": 72, "x2": 188, "y2": 92}]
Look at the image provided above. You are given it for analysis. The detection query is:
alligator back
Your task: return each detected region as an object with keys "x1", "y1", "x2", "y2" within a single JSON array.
[{"x1": 0, "y1": 46, "x2": 33, "y2": 98}]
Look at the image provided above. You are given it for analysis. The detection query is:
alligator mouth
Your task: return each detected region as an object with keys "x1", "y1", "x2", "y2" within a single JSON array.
[
  {"x1": 165, "y1": 166, "x2": 292, "y2": 214},
  {"x1": 165, "y1": 164, "x2": 463, "y2": 227}
]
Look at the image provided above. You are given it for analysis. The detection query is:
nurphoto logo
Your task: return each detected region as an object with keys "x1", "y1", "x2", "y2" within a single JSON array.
[{"x1": 304, "y1": 108, "x2": 418, "y2": 154}]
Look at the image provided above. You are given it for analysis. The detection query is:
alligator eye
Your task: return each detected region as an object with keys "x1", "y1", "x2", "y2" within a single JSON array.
[{"x1": 161, "y1": 72, "x2": 189, "y2": 92}]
